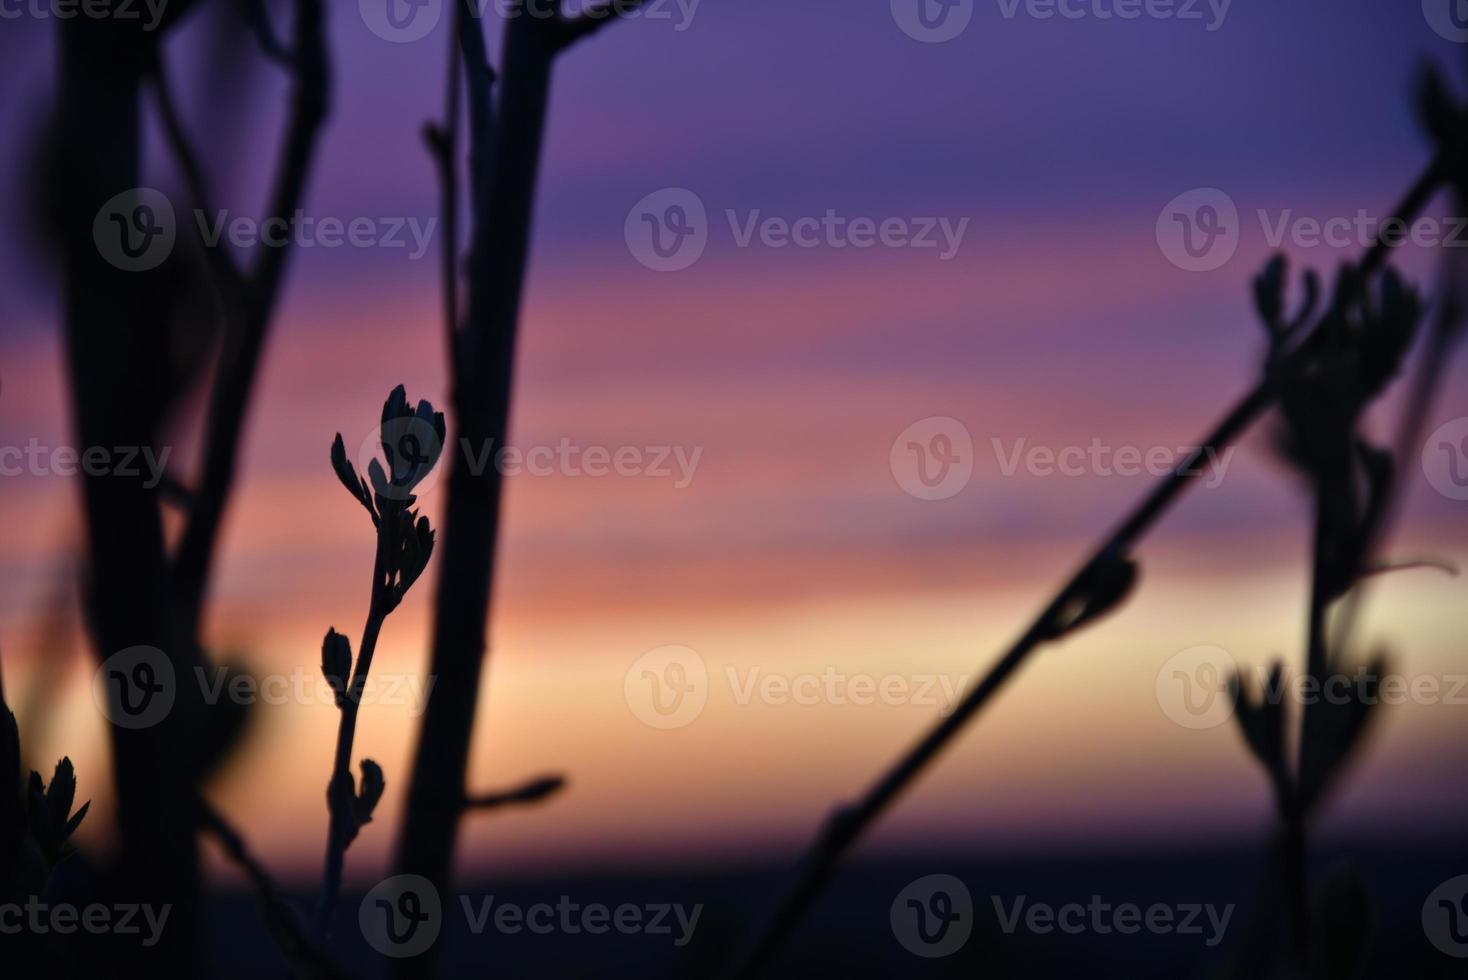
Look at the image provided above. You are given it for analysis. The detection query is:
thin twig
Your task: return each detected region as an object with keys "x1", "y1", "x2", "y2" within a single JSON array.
[
  {"x1": 171, "y1": 0, "x2": 330, "y2": 633},
  {"x1": 424, "y1": 10, "x2": 464, "y2": 371},
  {"x1": 148, "y1": 53, "x2": 243, "y2": 290},
  {"x1": 199, "y1": 800, "x2": 351, "y2": 980},
  {"x1": 315, "y1": 535, "x2": 390, "y2": 938},
  {"x1": 732, "y1": 152, "x2": 1452, "y2": 979},
  {"x1": 1334, "y1": 240, "x2": 1468, "y2": 647},
  {"x1": 464, "y1": 775, "x2": 566, "y2": 811}
]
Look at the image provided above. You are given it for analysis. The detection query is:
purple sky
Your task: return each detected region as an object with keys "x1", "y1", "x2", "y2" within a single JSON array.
[{"x1": 0, "y1": 0, "x2": 1465, "y2": 872}]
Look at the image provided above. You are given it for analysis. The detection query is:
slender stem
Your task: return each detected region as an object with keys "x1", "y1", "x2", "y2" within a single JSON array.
[
  {"x1": 315, "y1": 529, "x2": 390, "y2": 939},
  {"x1": 1334, "y1": 249, "x2": 1467, "y2": 647},
  {"x1": 433, "y1": 13, "x2": 463, "y2": 369},
  {"x1": 463, "y1": 774, "x2": 566, "y2": 811},
  {"x1": 200, "y1": 799, "x2": 349, "y2": 980},
  {"x1": 1285, "y1": 485, "x2": 1333, "y2": 967},
  {"x1": 732, "y1": 155, "x2": 1449, "y2": 978}
]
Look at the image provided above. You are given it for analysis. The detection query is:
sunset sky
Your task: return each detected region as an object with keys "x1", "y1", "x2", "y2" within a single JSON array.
[{"x1": 0, "y1": 0, "x2": 1465, "y2": 886}]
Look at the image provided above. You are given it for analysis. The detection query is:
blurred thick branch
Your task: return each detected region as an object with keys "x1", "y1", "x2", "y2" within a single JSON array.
[
  {"x1": 170, "y1": 0, "x2": 331, "y2": 638},
  {"x1": 390, "y1": 2, "x2": 640, "y2": 975}
]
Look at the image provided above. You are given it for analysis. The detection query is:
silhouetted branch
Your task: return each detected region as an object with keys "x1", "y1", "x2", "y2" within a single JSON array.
[
  {"x1": 57, "y1": 14, "x2": 207, "y2": 972},
  {"x1": 316, "y1": 391, "x2": 442, "y2": 940},
  {"x1": 246, "y1": 0, "x2": 298, "y2": 68},
  {"x1": 390, "y1": 3, "x2": 637, "y2": 973},
  {"x1": 732, "y1": 148, "x2": 1456, "y2": 979},
  {"x1": 316, "y1": 604, "x2": 390, "y2": 939},
  {"x1": 172, "y1": 0, "x2": 330, "y2": 634},
  {"x1": 464, "y1": 775, "x2": 566, "y2": 812},
  {"x1": 199, "y1": 800, "x2": 351, "y2": 980},
  {"x1": 424, "y1": 0, "x2": 466, "y2": 373},
  {"x1": 149, "y1": 52, "x2": 245, "y2": 291},
  {"x1": 458, "y1": 0, "x2": 496, "y2": 246}
]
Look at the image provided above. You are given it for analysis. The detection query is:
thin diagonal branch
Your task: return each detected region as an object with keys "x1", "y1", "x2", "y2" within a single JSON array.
[
  {"x1": 172, "y1": 0, "x2": 329, "y2": 633},
  {"x1": 199, "y1": 800, "x2": 351, "y2": 980},
  {"x1": 247, "y1": 0, "x2": 298, "y2": 68},
  {"x1": 731, "y1": 151, "x2": 1452, "y2": 979},
  {"x1": 149, "y1": 53, "x2": 244, "y2": 292}
]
